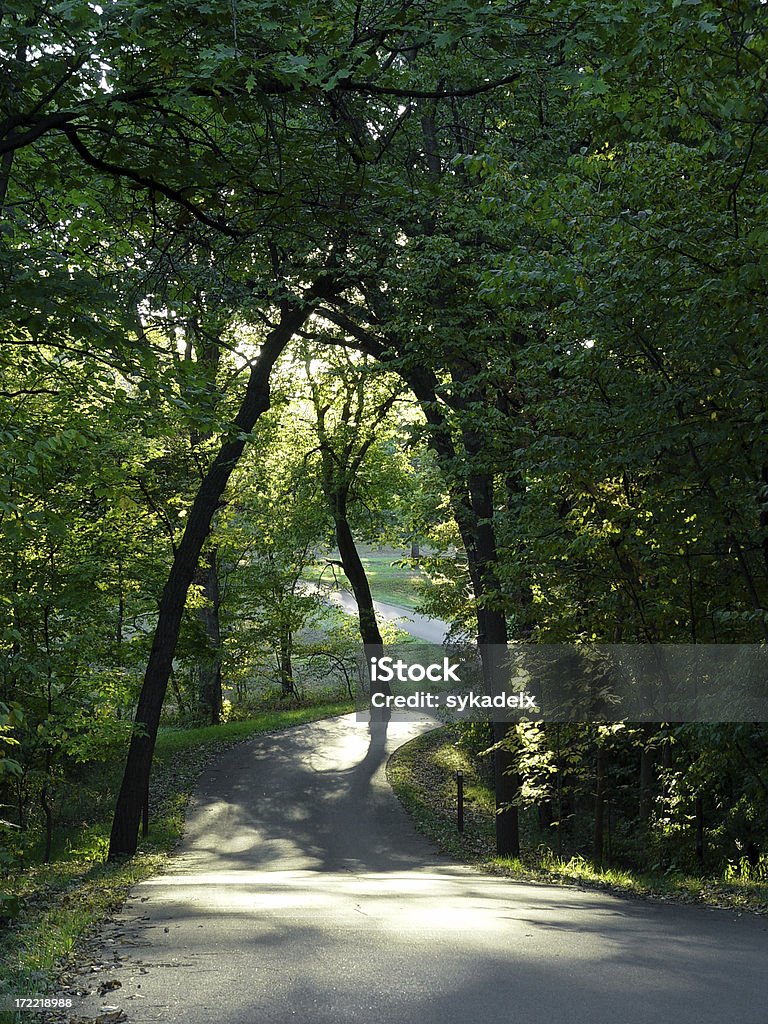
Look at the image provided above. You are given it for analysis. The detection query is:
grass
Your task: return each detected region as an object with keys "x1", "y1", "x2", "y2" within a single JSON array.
[
  {"x1": 387, "y1": 726, "x2": 768, "y2": 917},
  {"x1": 155, "y1": 704, "x2": 352, "y2": 755},
  {"x1": 305, "y1": 552, "x2": 424, "y2": 612},
  {"x1": 0, "y1": 699, "x2": 352, "y2": 1021},
  {"x1": 300, "y1": 597, "x2": 418, "y2": 648},
  {"x1": 358, "y1": 555, "x2": 423, "y2": 611}
]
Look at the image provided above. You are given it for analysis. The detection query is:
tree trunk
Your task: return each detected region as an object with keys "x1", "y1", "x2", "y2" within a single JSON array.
[
  {"x1": 108, "y1": 302, "x2": 317, "y2": 859},
  {"x1": 639, "y1": 732, "x2": 657, "y2": 824},
  {"x1": 278, "y1": 622, "x2": 294, "y2": 697},
  {"x1": 196, "y1": 548, "x2": 223, "y2": 723},
  {"x1": 41, "y1": 783, "x2": 53, "y2": 864},
  {"x1": 695, "y1": 794, "x2": 705, "y2": 865},
  {"x1": 332, "y1": 507, "x2": 391, "y2": 707},
  {"x1": 467, "y1": 469, "x2": 521, "y2": 858},
  {"x1": 334, "y1": 513, "x2": 383, "y2": 651},
  {"x1": 593, "y1": 745, "x2": 607, "y2": 868},
  {"x1": 409, "y1": 366, "x2": 521, "y2": 855}
]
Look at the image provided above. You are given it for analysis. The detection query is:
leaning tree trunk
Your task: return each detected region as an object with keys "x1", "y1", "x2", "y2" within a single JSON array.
[
  {"x1": 108, "y1": 301, "x2": 319, "y2": 859},
  {"x1": 334, "y1": 513, "x2": 383, "y2": 651},
  {"x1": 332, "y1": 500, "x2": 391, "y2": 704}
]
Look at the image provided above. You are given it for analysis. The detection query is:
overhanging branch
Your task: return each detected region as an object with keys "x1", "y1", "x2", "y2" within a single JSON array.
[
  {"x1": 61, "y1": 124, "x2": 243, "y2": 237},
  {"x1": 340, "y1": 71, "x2": 522, "y2": 100}
]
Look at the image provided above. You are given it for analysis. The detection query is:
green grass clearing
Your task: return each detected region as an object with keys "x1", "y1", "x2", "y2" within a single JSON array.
[{"x1": 305, "y1": 552, "x2": 424, "y2": 612}]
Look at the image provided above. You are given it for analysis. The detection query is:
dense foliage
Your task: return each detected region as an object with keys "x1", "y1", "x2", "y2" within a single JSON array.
[{"x1": 1, "y1": 0, "x2": 766, "y2": 881}]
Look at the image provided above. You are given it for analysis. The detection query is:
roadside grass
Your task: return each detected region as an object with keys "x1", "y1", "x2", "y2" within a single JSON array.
[
  {"x1": 387, "y1": 726, "x2": 768, "y2": 917},
  {"x1": 0, "y1": 700, "x2": 352, "y2": 1018}
]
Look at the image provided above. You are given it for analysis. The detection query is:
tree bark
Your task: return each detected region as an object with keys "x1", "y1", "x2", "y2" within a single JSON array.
[
  {"x1": 40, "y1": 782, "x2": 53, "y2": 864},
  {"x1": 278, "y1": 622, "x2": 294, "y2": 697},
  {"x1": 405, "y1": 364, "x2": 522, "y2": 854},
  {"x1": 108, "y1": 301, "x2": 319, "y2": 858},
  {"x1": 593, "y1": 745, "x2": 607, "y2": 867},
  {"x1": 639, "y1": 730, "x2": 656, "y2": 823},
  {"x1": 196, "y1": 549, "x2": 223, "y2": 723},
  {"x1": 309, "y1": 378, "x2": 387, "y2": 692},
  {"x1": 334, "y1": 512, "x2": 383, "y2": 650},
  {"x1": 695, "y1": 794, "x2": 705, "y2": 865},
  {"x1": 462, "y1": 398, "x2": 522, "y2": 858},
  {"x1": 331, "y1": 500, "x2": 390, "y2": 705}
]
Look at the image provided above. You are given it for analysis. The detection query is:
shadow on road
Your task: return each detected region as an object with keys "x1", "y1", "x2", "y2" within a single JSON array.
[
  {"x1": 66, "y1": 714, "x2": 768, "y2": 1024},
  {"x1": 175, "y1": 714, "x2": 439, "y2": 874}
]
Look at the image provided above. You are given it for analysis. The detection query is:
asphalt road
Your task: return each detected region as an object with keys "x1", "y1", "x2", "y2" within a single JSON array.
[
  {"x1": 321, "y1": 587, "x2": 451, "y2": 644},
  {"x1": 66, "y1": 714, "x2": 768, "y2": 1023}
]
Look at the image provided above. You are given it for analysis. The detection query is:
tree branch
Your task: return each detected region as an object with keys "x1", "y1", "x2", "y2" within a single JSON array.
[
  {"x1": 340, "y1": 71, "x2": 522, "y2": 100},
  {"x1": 61, "y1": 124, "x2": 243, "y2": 238}
]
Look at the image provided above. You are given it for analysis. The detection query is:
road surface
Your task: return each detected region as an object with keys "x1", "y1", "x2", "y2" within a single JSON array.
[
  {"x1": 326, "y1": 588, "x2": 451, "y2": 644},
  {"x1": 65, "y1": 714, "x2": 768, "y2": 1023}
]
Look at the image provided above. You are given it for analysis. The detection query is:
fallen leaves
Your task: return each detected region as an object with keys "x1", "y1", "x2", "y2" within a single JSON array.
[
  {"x1": 97, "y1": 979, "x2": 122, "y2": 996},
  {"x1": 95, "y1": 1009, "x2": 127, "y2": 1023}
]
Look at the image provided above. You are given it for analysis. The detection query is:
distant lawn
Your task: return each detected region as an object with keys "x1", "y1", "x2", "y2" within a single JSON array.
[{"x1": 307, "y1": 552, "x2": 423, "y2": 612}]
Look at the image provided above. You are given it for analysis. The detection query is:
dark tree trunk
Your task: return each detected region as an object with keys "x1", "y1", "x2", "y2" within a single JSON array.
[
  {"x1": 639, "y1": 732, "x2": 657, "y2": 823},
  {"x1": 695, "y1": 794, "x2": 705, "y2": 865},
  {"x1": 40, "y1": 783, "x2": 53, "y2": 864},
  {"x1": 408, "y1": 366, "x2": 521, "y2": 855},
  {"x1": 108, "y1": 302, "x2": 318, "y2": 859},
  {"x1": 334, "y1": 513, "x2": 383, "y2": 651},
  {"x1": 467, "y1": 468, "x2": 521, "y2": 858},
  {"x1": 332, "y1": 505, "x2": 390, "y2": 706},
  {"x1": 309, "y1": 369, "x2": 385, "y2": 658},
  {"x1": 196, "y1": 549, "x2": 223, "y2": 723},
  {"x1": 492, "y1": 722, "x2": 521, "y2": 857},
  {"x1": 593, "y1": 745, "x2": 607, "y2": 867},
  {"x1": 278, "y1": 623, "x2": 294, "y2": 697}
]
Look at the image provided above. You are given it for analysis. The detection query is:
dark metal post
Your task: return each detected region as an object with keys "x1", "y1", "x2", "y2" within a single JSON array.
[{"x1": 457, "y1": 770, "x2": 464, "y2": 833}]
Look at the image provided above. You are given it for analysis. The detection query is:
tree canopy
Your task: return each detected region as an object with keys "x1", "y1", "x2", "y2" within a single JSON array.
[{"x1": 1, "y1": 0, "x2": 767, "y2": 873}]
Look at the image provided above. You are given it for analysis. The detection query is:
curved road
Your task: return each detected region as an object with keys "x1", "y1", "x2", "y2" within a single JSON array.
[
  {"x1": 68, "y1": 714, "x2": 768, "y2": 1023},
  {"x1": 311, "y1": 584, "x2": 452, "y2": 644}
]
